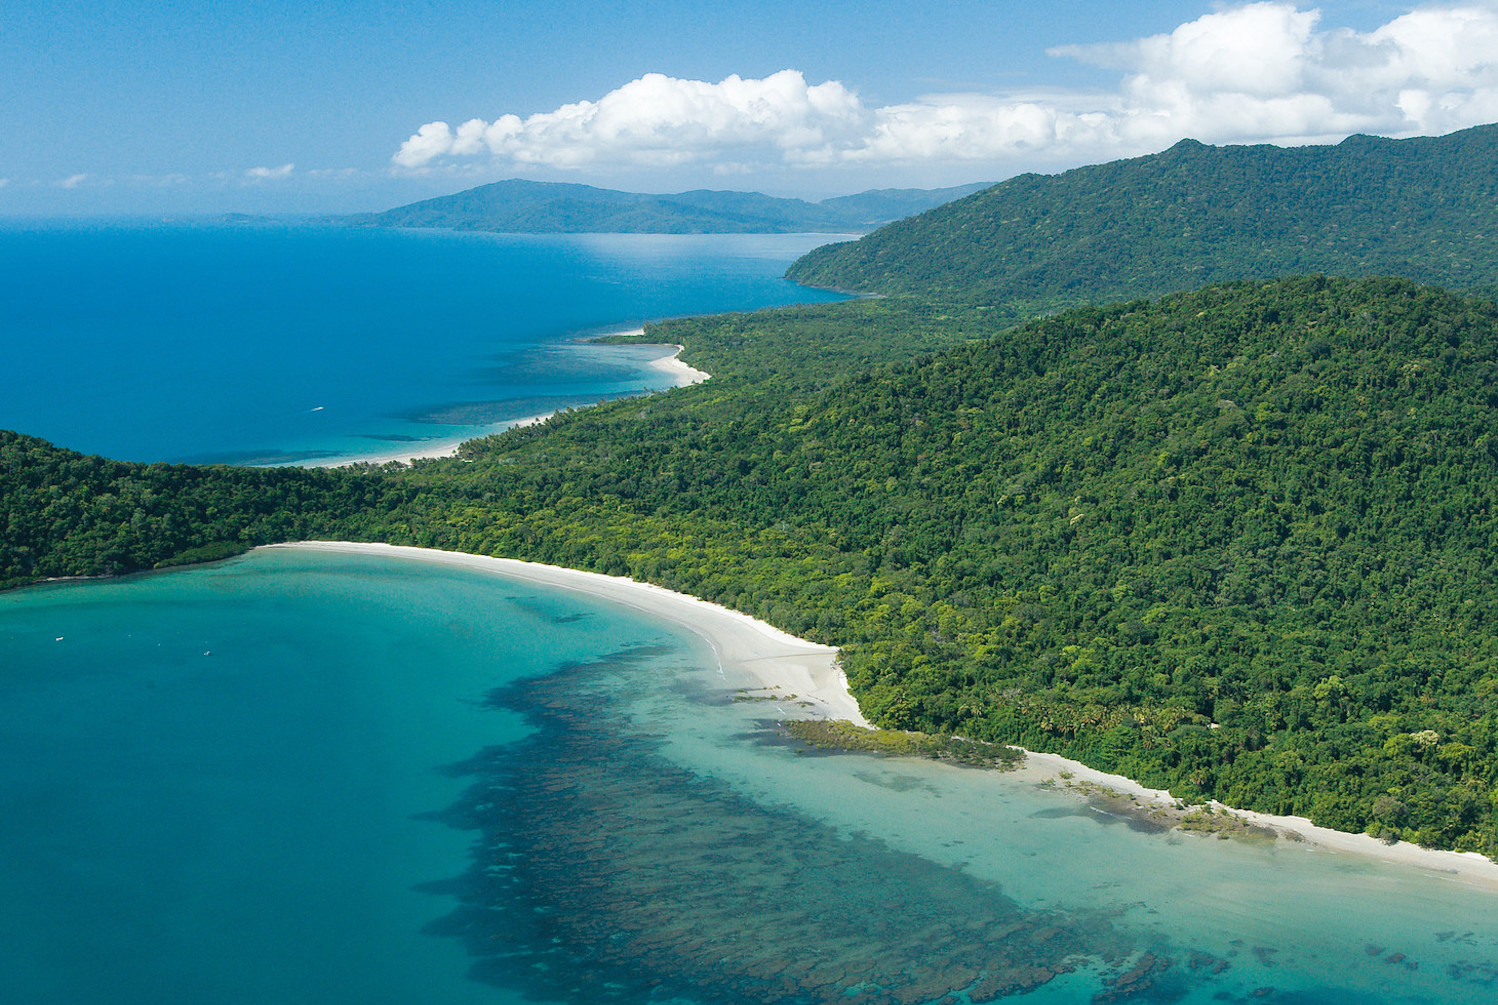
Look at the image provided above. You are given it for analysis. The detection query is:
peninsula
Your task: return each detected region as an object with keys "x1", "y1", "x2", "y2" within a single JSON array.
[{"x1": 7, "y1": 126, "x2": 1498, "y2": 862}]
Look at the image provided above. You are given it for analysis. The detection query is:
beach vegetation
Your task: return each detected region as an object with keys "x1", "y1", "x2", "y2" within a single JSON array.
[{"x1": 783, "y1": 718, "x2": 1024, "y2": 768}]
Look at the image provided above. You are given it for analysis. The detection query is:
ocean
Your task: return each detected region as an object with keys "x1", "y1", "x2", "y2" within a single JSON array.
[
  {"x1": 0, "y1": 222, "x2": 846, "y2": 464},
  {"x1": 3, "y1": 224, "x2": 1498, "y2": 1004},
  {"x1": 3, "y1": 548, "x2": 1497, "y2": 1004}
]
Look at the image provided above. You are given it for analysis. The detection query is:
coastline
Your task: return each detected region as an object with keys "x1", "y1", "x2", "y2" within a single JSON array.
[
  {"x1": 301, "y1": 412, "x2": 554, "y2": 468},
  {"x1": 302, "y1": 340, "x2": 709, "y2": 469},
  {"x1": 1009, "y1": 748, "x2": 1498, "y2": 891},
  {"x1": 263, "y1": 541, "x2": 866, "y2": 726},
  {"x1": 639, "y1": 339, "x2": 712, "y2": 385},
  {"x1": 265, "y1": 540, "x2": 1498, "y2": 890}
]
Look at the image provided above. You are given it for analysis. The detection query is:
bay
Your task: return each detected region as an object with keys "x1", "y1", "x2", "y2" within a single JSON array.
[
  {"x1": 0, "y1": 548, "x2": 699, "y2": 1005},
  {"x1": 3, "y1": 548, "x2": 1498, "y2": 1004},
  {"x1": 0, "y1": 223, "x2": 846, "y2": 464}
]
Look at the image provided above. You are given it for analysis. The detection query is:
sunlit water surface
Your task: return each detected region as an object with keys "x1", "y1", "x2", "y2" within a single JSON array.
[
  {"x1": 0, "y1": 223, "x2": 846, "y2": 463},
  {"x1": 3, "y1": 549, "x2": 1496, "y2": 1005}
]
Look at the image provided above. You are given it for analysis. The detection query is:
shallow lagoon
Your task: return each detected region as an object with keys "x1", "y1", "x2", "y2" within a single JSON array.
[{"x1": 3, "y1": 547, "x2": 1497, "y2": 1004}]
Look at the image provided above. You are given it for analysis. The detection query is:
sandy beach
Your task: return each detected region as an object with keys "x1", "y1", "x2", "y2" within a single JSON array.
[
  {"x1": 302, "y1": 412, "x2": 554, "y2": 468},
  {"x1": 303, "y1": 341, "x2": 709, "y2": 469},
  {"x1": 265, "y1": 541, "x2": 865, "y2": 725},
  {"x1": 645, "y1": 342, "x2": 712, "y2": 385},
  {"x1": 265, "y1": 540, "x2": 1498, "y2": 889},
  {"x1": 1009, "y1": 745, "x2": 1498, "y2": 891}
]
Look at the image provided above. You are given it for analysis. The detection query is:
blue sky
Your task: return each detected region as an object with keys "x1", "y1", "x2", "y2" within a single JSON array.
[{"x1": 3, "y1": 1, "x2": 1489, "y2": 215}]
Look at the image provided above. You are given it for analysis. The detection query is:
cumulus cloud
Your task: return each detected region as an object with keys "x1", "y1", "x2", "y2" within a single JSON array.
[
  {"x1": 1053, "y1": 1, "x2": 1498, "y2": 146},
  {"x1": 395, "y1": 3, "x2": 1498, "y2": 175},
  {"x1": 394, "y1": 70, "x2": 866, "y2": 170},
  {"x1": 245, "y1": 163, "x2": 295, "y2": 181}
]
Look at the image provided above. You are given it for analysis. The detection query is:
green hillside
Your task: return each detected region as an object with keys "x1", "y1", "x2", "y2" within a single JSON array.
[
  {"x1": 345, "y1": 179, "x2": 990, "y2": 234},
  {"x1": 422, "y1": 277, "x2": 1498, "y2": 853},
  {"x1": 0, "y1": 434, "x2": 408, "y2": 589},
  {"x1": 787, "y1": 125, "x2": 1498, "y2": 313},
  {"x1": 9, "y1": 277, "x2": 1498, "y2": 854}
]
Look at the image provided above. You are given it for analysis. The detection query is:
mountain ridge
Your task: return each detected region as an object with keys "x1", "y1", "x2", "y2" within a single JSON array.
[
  {"x1": 787, "y1": 124, "x2": 1498, "y2": 312},
  {"x1": 344, "y1": 178, "x2": 992, "y2": 234}
]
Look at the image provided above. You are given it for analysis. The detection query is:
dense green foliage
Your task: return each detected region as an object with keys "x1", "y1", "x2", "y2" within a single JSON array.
[
  {"x1": 9, "y1": 277, "x2": 1498, "y2": 856},
  {"x1": 384, "y1": 277, "x2": 1498, "y2": 854},
  {"x1": 783, "y1": 720, "x2": 1023, "y2": 768},
  {"x1": 788, "y1": 125, "x2": 1498, "y2": 314},
  {"x1": 0, "y1": 432, "x2": 405, "y2": 590},
  {"x1": 347, "y1": 178, "x2": 990, "y2": 234}
]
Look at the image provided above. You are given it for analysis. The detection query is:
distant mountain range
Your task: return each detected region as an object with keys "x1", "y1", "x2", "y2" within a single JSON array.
[
  {"x1": 788, "y1": 123, "x2": 1498, "y2": 312},
  {"x1": 343, "y1": 179, "x2": 992, "y2": 235}
]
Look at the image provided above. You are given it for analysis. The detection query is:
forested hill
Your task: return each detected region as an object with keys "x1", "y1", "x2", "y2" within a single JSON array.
[
  {"x1": 9, "y1": 277, "x2": 1498, "y2": 854},
  {"x1": 426, "y1": 276, "x2": 1498, "y2": 853},
  {"x1": 345, "y1": 179, "x2": 990, "y2": 234},
  {"x1": 787, "y1": 124, "x2": 1498, "y2": 313}
]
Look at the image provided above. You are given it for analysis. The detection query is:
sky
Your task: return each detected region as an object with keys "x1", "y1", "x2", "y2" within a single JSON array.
[{"x1": 3, "y1": 0, "x2": 1495, "y2": 215}]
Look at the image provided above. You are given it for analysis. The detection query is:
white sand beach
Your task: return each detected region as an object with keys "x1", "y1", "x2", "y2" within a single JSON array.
[
  {"x1": 264, "y1": 540, "x2": 1498, "y2": 889},
  {"x1": 646, "y1": 342, "x2": 712, "y2": 386},
  {"x1": 303, "y1": 413, "x2": 553, "y2": 468},
  {"x1": 581, "y1": 329, "x2": 710, "y2": 389},
  {"x1": 1010, "y1": 747, "x2": 1498, "y2": 890},
  {"x1": 264, "y1": 541, "x2": 865, "y2": 725},
  {"x1": 303, "y1": 342, "x2": 709, "y2": 469}
]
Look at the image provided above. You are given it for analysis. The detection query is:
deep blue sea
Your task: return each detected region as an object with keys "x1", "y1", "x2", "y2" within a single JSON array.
[
  {"x1": 0, "y1": 222, "x2": 846, "y2": 464},
  {"x1": 3, "y1": 225, "x2": 1498, "y2": 1004}
]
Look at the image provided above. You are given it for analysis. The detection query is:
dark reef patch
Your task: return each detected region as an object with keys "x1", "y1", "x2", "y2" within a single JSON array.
[{"x1": 421, "y1": 649, "x2": 1219, "y2": 1004}]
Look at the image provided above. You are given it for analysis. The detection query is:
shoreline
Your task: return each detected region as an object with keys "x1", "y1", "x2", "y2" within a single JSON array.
[
  {"x1": 301, "y1": 339, "x2": 709, "y2": 469},
  {"x1": 264, "y1": 540, "x2": 1498, "y2": 890},
  {"x1": 1008, "y1": 748, "x2": 1498, "y2": 891},
  {"x1": 646, "y1": 342, "x2": 712, "y2": 385},
  {"x1": 264, "y1": 541, "x2": 866, "y2": 725},
  {"x1": 301, "y1": 412, "x2": 554, "y2": 468}
]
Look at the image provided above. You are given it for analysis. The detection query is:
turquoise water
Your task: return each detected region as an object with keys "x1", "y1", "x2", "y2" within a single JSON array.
[
  {"x1": 0, "y1": 549, "x2": 697, "y2": 1005},
  {"x1": 4, "y1": 548, "x2": 1498, "y2": 1004},
  {"x1": 4, "y1": 222, "x2": 1498, "y2": 1002},
  {"x1": 0, "y1": 223, "x2": 845, "y2": 464}
]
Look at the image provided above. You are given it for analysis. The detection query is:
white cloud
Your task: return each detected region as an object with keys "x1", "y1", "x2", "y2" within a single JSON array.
[
  {"x1": 245, "y1": 163, "x2": 295, "y2": 181},
  {"x1": 394, "y1": 70, "x2": 867, "y2": 171},
  {"x1": 58, "y1": 173, "x2": 89, "y2": 189},
  {"x1": 396, "y1": 3, "x2": 1498, "y2": 176},
  {"x1": 394, "y1": 122, "x2": 458, "y2": 169},
  {"x1": 0, "y1": 178, "x2": 9, "y2": 188},
  {"x1": 1056, "y1": 1, "x2": 1498, "y2": 146}
]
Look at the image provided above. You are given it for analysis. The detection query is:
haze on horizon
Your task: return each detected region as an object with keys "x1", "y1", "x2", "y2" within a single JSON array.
[{"x1": 5, "y1": 1, "x2": 1497, "y2": 216}]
